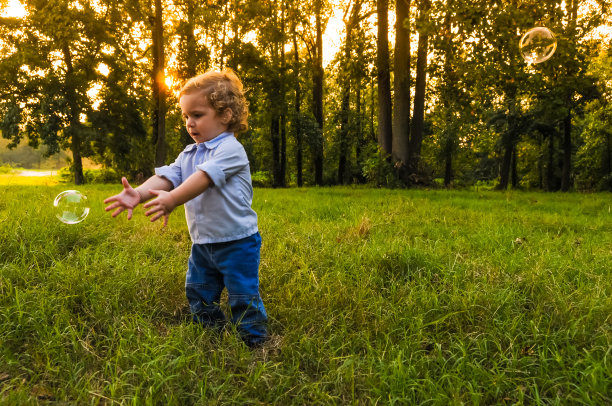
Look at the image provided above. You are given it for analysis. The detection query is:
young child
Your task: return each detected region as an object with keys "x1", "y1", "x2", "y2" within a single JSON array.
[{"x1": 103, "y1": 69, "x2": 268, "y2": 348}]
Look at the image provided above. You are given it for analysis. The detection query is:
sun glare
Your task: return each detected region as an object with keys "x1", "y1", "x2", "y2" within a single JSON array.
[{"x1": 1, "y1": 0, "x2": 26, "y2": 18}]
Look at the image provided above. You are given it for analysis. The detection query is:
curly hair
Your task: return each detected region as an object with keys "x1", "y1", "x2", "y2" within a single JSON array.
[{"x1": 179, "y1": 68, "x2": 249, "y2": 133}]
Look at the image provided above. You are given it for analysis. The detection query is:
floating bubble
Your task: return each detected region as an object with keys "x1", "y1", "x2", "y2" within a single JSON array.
[
  {"x1": 53, "y1": 190, "x2": 89, "y2": 224},
  {"x1": 519, "y1": 27, "x2": 557, "y2": 64}
]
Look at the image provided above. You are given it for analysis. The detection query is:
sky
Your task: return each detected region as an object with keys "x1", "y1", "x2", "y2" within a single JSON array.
[{"x1": 0, "y1": 0, "x2": 26, "y2": 17}]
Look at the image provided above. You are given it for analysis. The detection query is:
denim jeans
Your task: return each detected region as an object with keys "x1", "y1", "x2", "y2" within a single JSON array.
[{"x1": 185, "y1": 232, "x2": 268, "y2": 345}]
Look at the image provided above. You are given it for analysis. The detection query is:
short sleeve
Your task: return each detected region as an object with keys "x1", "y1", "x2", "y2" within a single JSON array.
[
  {"x1": 154, "y1": 151, "x2": 184, "y2": 188},
  {"x1": 196, "y1": 140, "x2": 248, "y2": 188}
]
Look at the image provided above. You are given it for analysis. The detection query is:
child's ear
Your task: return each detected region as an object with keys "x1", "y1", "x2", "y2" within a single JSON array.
[{"x1": 222, "y1": 108, "x2": 233, "y2": 124}]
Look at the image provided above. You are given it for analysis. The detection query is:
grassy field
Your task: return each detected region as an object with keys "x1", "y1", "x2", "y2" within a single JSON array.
[{"x1": 0, "y1": 179, "x2": 610, "y2": 404}]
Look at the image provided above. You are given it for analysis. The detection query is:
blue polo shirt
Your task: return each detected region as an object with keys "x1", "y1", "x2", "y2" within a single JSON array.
[{"x1": 155, "y1": 131, "x2": 258, "y2": 244}]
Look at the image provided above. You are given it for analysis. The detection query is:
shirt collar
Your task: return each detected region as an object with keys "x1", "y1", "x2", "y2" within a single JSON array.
[
  {"x1": 204, "y1": 131, "x2": 234, "y2": 149},
  {"x1": 184, "y1": 132, "x2": 234, "y2": 153}
]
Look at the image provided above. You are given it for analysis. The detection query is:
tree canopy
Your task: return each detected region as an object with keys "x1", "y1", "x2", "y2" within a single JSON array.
[{"x1": 1, "y1": 0, "x2": 610, "y2": 190}]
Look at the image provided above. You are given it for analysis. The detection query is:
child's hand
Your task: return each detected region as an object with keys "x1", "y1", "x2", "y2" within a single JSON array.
[
  {"x1": 143, "y1": 189, "x2": 177, "y2": 227},
  {"x1": 103, "y1": 177, "x2": 141, "y2": 220}
]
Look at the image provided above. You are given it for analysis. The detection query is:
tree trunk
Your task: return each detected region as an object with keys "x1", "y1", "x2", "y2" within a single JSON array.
[
  {"x1": 376, "y1": 0, "x2": 392, "y2": 155},
  {"x1": 546, "y1": 134, "x2": 556, "y2": 191},
  {"x1": 511, "y1": 144, "x2": 518, "y2": 188},
  {"x1": 392, "y1": 0, "x2": 411, "y2": 163},
  {"x1": 561, "y1": 113, "x2": 572, "y2": 191},
  {"x1": 280, "y1": 113, "x2": 287, "y2": 187},
  {"x1": 408, "y1": 0, "x2": 430, "y2": 174},
  {"x1": 441, "y1": 1, "x2": 455, "y2": 188},
  {"x1": 355, "y1": 76, "x2": 365, "y2": 183},
  {"x1": 561, "y1": 0, "x2": 578, "y2": 191},
  {"x1": 184, "y1": 2, "x2": 198, "y2": 78},
  {"x1": 338, "y1": 82, "x2": 349, "y2": 184},
  {"x1": 271, "y1": 115, "x2": 281, "y2": 186},
  {"x1": 279, "y1": 7, "x2": 287, "y2": 187},
  {"x1": 605, "y1": 132, "x2": 612, "y2": 180},
  {"x1": 62, "y1": 44, "x2": 84, "y2": 185},
  {"x1": 338, "y1": 4, "x2": 362, "y2": 184},
  {"x1": 152, "y1": 0, "x2": 167, "y2": 167},
  {"x1": 498, "y1": 137, "x2": 513, "y2": 190},
  {"x1": 313, "y1": 0, "x2": 324, "y2": 185},
  {"x1": 292, "y1": 32, "x2": 303, "y2": 187}
]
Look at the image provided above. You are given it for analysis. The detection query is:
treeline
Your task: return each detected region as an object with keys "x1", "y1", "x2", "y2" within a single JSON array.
[{"x1": 0, "y1": 0, "x2": 610, "y2": 190}]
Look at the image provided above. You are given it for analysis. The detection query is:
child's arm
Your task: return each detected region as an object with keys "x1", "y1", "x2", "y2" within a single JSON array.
[
  {"x1": 142, "y1": 170, "x2": 212, "y2": 226},
  {"x1": 104, "y1": 176, "x2": 173, "y2": 219}
]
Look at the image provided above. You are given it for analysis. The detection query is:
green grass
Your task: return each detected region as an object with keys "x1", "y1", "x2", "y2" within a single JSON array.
[{"x1": 1, "y1": 184, "x2": 611, "y2": 404}]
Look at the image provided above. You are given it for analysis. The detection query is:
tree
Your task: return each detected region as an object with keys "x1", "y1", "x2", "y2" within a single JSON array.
[
  {"x1": 407, "y1": 0, "x2": 431, "y2": 176},
  {"x1": 376, "y1": 0, "x2": 392, "y2": 155},
  {"x1": 0, "y1": 0, "x2": 112, "y2": 184},
  {"x1": 337, "y1": 0, "x2": 371, "y2": 184},
  {"x1": 312, "y1": 0, "x2": 325, "y2": 185},
  {"x1": 151, "y1": 0, "x2": 167, "y2": 167},
  {"x1": 392, "y1": 0, "x2": 411, "y2": 164},
  {"x1": 575, "y1": 48, "x2": 612, "y2": 191}
]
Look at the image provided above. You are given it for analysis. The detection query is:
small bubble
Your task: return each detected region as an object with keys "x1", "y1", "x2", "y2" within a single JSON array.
[{"x1": 519, "y1": 27, "x2": 557, "y2": 64}]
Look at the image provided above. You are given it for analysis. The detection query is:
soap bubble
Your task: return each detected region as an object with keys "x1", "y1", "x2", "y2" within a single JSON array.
[
  {"x1": 519, "y1": 27, "x2": 557, "y2": 64},
  {"x1": 54, "y1": 190, "x2": 89, "y2": 224}
]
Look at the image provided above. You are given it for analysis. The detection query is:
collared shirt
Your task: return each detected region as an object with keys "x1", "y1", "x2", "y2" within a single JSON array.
[{"x1": 155, "y1": 131, "x2": 258, "y2": 244}]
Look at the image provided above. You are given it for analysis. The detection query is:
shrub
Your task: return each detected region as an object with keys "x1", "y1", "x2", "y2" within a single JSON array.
[
  {"x1": 58, "y1": 167, "x2": 122, "y2": 184},
  {"x1": 0, "y1": 164, "x2": 15, "y2": 174},
  {"x1": 251, "y1": 171, "x2": 272, "y2": 188}
]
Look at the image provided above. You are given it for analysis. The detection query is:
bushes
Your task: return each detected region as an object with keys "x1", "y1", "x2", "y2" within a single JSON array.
[
  {"x1": 0, "y1": 164, "x2": 17, "y2": 174},
  {"x1": 58, "y1": 167, "x2": 121, "y2": 184},
  {"x1": 251, "y1": 171, "x2": 272, "y2": 188}
]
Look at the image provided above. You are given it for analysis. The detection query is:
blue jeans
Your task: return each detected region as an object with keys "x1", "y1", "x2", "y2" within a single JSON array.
[{"x1": 185, "y1": 232, "x2": 268, "y2": 345}]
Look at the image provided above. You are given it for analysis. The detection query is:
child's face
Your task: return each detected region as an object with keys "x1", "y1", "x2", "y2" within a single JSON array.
[{"x1": 180, "y1": 91, "x2": 231, "y2": 144}]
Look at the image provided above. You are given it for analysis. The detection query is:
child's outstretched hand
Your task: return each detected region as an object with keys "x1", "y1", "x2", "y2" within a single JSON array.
[
  {"x1": 103, "y1": 177, "x2": 141, "y2": 220},
  {"x1": 143, "y1": 190, "x2": 176, "y2": 227}
]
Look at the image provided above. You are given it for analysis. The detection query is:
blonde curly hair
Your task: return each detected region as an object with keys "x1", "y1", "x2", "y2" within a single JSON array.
[{"x1": 179, "y1": 68, "x2": 249, "y2": 133}]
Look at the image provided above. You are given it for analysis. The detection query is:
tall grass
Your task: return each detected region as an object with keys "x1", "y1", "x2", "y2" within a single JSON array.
[{"x1": 1, "y1": 182, "x2": 610, "y2": 404}]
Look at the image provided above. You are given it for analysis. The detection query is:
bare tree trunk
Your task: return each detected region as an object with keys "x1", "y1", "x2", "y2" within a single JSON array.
[
  {"x1": 392, "y1": 0, "x2": 411, "y2": 163},
  {"x1": 561, "y1": 0, "x2": 578, "y2": 191},
  {"x1": 292, "y1": 32, "x2": 303, "y2": 187},
  {"x1": 271, "y1": 115, "x2": 281, "y2": 186},
  {"x1": 498, "y1": 136, "x2": 513, "y2": 190},
  {"x1": 408, "y1": 0, "x2": 430, "y2": 174},
  {"x1": 561, "y1": 114, "x2": 572, "y2": 191},
  {"x1": 376, "y1": 0, "x2": 392, "y2": 155},
  {"x1": 152, "y1": 0, "x2": 167, "y2": 167},
  {"x1": 279, "y1": 4, "x2": 287, "y2": 187},
  {"x1": 62, "y1": 44, "x2": 84, "y2": 185},
  {"x1": 338, "y1": 2, "x2": 363, "y2": 184},
  {"x1": 313, "y1": 1, "x2": 324, "y2": 185},
  {"x1": 511, "y1": 144, "x2": 518, "y2": 188},
  {"x1": 546, "y1": 134, "x2": 556, "y2": 191}
]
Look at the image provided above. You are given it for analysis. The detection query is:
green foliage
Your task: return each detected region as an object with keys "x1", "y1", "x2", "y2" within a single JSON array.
[
  {"x1": 1, "y1": 186, "x2": 611, "y2": 403},
  {"x1": 0, "y1": 0, "x2": 611, "y2": 190},
  {"x1": 58, "y1": 166, "x2": 121, "y2": 184},
  {"x1": 0, "y1": 163, "x2": 15, "y2": 174},
  {"x1": 251, "y1": 171, "x2": 273, "y2": 188},
  {"x1": 361, "y1": 147, "x2": 403, "y2": 188}
]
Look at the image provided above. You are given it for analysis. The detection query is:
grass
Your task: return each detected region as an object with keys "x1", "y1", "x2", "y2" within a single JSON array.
[
  {"x1": 0, "y1": 172, "x2": 59, "y2": 187},
  {"x1": 0, "y1": 179, "x2": 611, "y2": 404}
]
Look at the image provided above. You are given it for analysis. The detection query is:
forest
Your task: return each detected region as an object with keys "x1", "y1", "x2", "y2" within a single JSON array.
[{"x1": 0, "y1": 0, "x2": 611, "y2": 191}]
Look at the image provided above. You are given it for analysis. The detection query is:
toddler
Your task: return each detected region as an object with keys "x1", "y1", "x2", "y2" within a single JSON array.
[{"x1": 104, "y1": 69, "x2": 268, "y2": 347}]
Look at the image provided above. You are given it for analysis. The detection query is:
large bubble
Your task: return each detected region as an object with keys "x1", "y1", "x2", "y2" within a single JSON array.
[
  {"x1": 54, "y1": 190, "x2": 90, "y2": 224},
  {"x1": 519, "y1": 27, "x2": 557, "y2": 64}
]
